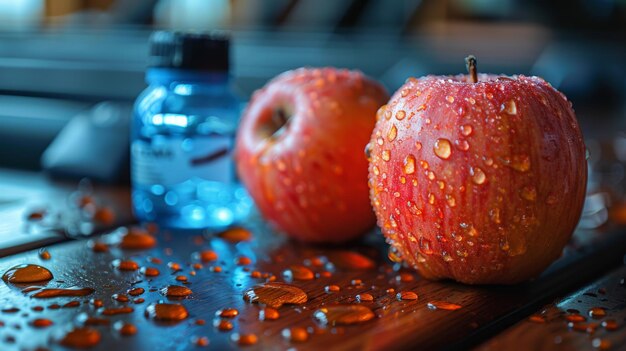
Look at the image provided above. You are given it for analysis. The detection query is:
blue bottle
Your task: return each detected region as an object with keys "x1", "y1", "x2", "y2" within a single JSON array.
[{"x1": 131, "y1": 31, "x2": 252, "y2": 229}]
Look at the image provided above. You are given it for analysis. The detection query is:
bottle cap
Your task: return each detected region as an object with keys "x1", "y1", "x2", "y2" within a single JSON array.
[{"x1": 148, "y1": 31, "x2": 229, "y2": 72}]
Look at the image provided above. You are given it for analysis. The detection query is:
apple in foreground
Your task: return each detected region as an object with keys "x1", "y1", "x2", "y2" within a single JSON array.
[
  {"x1": 368, "y1": 57, "x2": 587, "y2": 284},
  {"x1": 236, "y1": 67, "x2": 389, "y2": 243}
]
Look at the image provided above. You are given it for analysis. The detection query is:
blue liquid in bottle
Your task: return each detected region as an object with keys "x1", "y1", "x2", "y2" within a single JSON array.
[{"x1": 131, "y1": 31, "x2": 252, "y2": 229}]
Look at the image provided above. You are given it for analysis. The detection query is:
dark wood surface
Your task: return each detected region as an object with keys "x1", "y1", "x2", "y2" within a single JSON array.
[
  {"x1": 476, "y1": 265, "x2": 626, "y2": 351},
  {"x1": 0, "y1": 173, "x2": 625, "y2": 350}
]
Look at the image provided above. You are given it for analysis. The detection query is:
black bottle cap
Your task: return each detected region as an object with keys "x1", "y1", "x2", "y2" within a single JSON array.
[{"x1": 149, "y1": 31, "x2": 229, "y2": 72}]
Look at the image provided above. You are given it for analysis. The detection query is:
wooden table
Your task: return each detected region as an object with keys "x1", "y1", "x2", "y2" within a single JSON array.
[{"x1": 0, "y1": 174, "x2": 625, "y2": 350}]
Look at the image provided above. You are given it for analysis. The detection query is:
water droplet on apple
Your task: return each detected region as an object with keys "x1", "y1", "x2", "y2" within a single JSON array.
[
  {"x1": 434, "y1": 139, "x2": 452, "y2": 159},
  {"x1": 372, "y1": 166, "x2": 380, "y2": 175},
  {"x1": 446, "y1": 96, "x2": 455, "y2": 103},
  {"x1": 506, "y1": 234, "x2": 527, "y2": 256},
  {"x1": 387, "y1": 125, "x2": 398, "y2": 142},
  {"x1": 489, "y1": 208, "x2": 501, "y2": 224},
  {"x1": 364, "y1": 143, "x2": 372, "y2": 161},
  {"x1": 470, "y1": 167, "x2": 486, "y2": 185},
  {"x1": 456, "y1": 250, "x2": 468, "y2": 258},
  {"x1": 427, "y1": 171, "x2": 435, "y2": 180},
  {"x1": 455, "y1": 139, "x2": 470, "y2": 151},
  {"x1": 442, "y1": 252, "x2": 454, "y2": 262},
  {"x1": 446, "y1": 195, "x2": 456, "y2": 207},
  {"x1": 468, "y1": 97, "x2": 476, "y2": 105},
  {"x1": 381, "y1": 150, "x2": 390, "y2": 161},
  {"x1": 376, "y1": 137, "x2": 384, "y2": 146},
  {"x1": 376, "y1": 105, "x2": 387, "y2": 121},
  {"x1": 520, "y1": 185, "x2": 537, "y2": 201},
  {"x1": 396, "y1": 110, "x2": 406, "y2": 120},
  {"x1": 428, "y1": 193, "x2": 435, "y2": 205},
  {"x1": 400, "y1": 89, "x2": 410, "y2": 97},
  {"x1": 415, "y1": 141, "x2": 422, "y2": 150},
  {"x1": 403, "y1": 155, "x2": 416, "y2": 174},
  {"x1": 461, "y1": 124, "x2": 473, "y2": 136},
  {"x1": 468, "y1": 225, "x2": 478, "y2": 237},
  {"x1": 505, "y1": 155, "x2": 531, "y2": 172},
  {"x1": 501, "y1": 100, "x2": 517, "y2": 115},
  {"x1": 419, "y1": 237, "x2": 433, "y2": 255}
]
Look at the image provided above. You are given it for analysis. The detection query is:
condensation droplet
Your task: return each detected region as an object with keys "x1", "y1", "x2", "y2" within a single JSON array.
[
  {"x1": 490, "y1": 208, "x2": 501, "y2": 224},
  {"x1": 396, "y1": 110, "x2": 406, "y2": 120},
  {"x1": 456, "y1": 250, "x2": 468, "y2": 258},
  {"x1": 364, "y1": 143, "x2": 372, "y2": 161},
  {"x1": 403, "y1": 155, "x2": 416, "y2": 175},
  {"x1": 419, "y1": 237, "x2": 433, "y2": 255},
  {"x1": 460, "y1": 125, "x2": 473, "y2": 136},
  {"x1": 446, "y1": 96, "x2": 455, "y2": 103},
  {"x1": 455, "y1": 139, "x2": 470, "y2": 151},
  {"x1": 446, "y1": 195, "x2": 456, "y2": 207},
  {"x1": 505, "y1": 155, "x2": 531, "y2": 172},
  {"x1": 387, "y1": 125, "x2": 397, "y2": 141},
  {"x1": 501, "y1": 99, "x2": 517, "y2": 115},
  {"x1": 381, "y1": 150, "x2": 390, "y2": 161},
  {"x1": 520, "y1": 185, "x2": 537, "y2": 201},
  {"x1": 434, "y1": 139, "x2": 452, "y2": 159},
  {"x1": 471, "y1": 167, "x2": 486, "y2": 185}
]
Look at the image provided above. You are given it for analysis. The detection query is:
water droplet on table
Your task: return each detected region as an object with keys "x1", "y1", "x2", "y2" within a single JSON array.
[
  {"x1": 2, "y1": 264, "x2": 53, "y2": 284},
  {"x1": 313, "y1": 305, "x2": 375, "y2": 326},
  {"x1": 243, "y1": 282, "x2": 307, "y2": 308}
]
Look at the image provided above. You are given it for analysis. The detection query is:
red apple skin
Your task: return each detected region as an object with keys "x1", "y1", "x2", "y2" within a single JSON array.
[
  {"x1": 236, "y1": 67, "x2": 389, "y2": 243},
  {"x1": 368, "y1": 74, "x2": 587, "y2": 284}
]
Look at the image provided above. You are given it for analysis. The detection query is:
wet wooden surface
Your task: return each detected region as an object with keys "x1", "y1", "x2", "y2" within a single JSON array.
[
  {"x1": 0, "y1": 177, "x2": 625, "y2": 350},
  {"x1": 476, "y1": 265, "x2": 626, "y2": 351}
]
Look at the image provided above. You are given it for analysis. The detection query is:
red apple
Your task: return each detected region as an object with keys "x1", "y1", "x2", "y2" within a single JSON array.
[
  {"x1": 368, "y1": 57, "x2": 587, "y2": 284},
  {"x1": 236, "y1": 67, "x2": 389, "y2": 243}
]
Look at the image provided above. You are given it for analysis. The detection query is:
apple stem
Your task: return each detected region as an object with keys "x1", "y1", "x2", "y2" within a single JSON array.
[{"x1": 465, "y1": 55, "x2": 478, "y2": 83}]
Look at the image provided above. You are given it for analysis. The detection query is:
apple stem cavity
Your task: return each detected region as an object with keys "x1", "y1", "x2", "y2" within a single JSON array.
[
  {"x1": 270, "y1": 108, "x2": 290, "y2": 138},
  {"x1": 465, "y1": 55, "x2": 478, "y2": 83}
]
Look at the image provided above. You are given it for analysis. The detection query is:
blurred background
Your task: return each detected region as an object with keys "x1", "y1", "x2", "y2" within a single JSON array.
[{"x1": 0, "y1": 0, "x2": 625, "y2": 175}]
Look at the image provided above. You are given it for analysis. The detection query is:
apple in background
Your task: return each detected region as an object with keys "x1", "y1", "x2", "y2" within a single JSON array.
[
  {"x1": 235, "y1": 67, "x2": 389, "y2": 243},
  {"x1": 368, "y1": 57, "x2": 587, "y2": 284}
]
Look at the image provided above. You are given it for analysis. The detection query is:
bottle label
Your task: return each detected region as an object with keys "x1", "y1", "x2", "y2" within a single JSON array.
[{"x1": 131, "y1": 136, "x2": 233, "y2": 186}]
